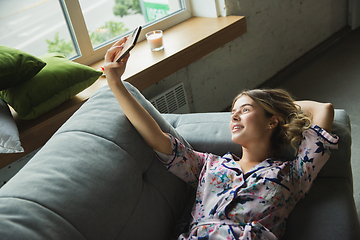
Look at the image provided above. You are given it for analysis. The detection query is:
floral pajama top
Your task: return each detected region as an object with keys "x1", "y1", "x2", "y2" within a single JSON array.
[{"x1": 155, "y1": 124, "x2": 338, "y2": 240}]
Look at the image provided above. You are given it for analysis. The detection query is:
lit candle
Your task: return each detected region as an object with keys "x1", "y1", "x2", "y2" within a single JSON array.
[{"x1": 145, "y1": 30, "x2": 164, "y2": 51}]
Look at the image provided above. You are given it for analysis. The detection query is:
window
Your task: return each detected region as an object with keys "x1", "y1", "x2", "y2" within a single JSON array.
[
  {"x1": 0, "y1": 1, "x2": 74, "y2": 58},
  {"x1": 0, "y1": 0, "x2": 191, "y2": 65}
]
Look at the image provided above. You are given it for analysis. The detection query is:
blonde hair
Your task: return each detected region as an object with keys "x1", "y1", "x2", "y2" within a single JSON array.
[{"x1": 232, "y1": 89, "x2": 311, "y2": 158}]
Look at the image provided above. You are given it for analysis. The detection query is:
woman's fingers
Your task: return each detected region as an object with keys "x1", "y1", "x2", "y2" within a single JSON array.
[
  {"x1": 105, "y1": 61, "x2": 122, "y2": 69},
  {"x1": 105, "y1": 45, "x2": 123, "y2": 62},
  {"x1": 105, "y1": 37, "x2": 127, "y2": 62},
  {"x1": 113, "y1": 36, "x2": 127, "y2": 48},
  {"x1": 104, "y1": 52, "x2": 130, "y2": 72}
]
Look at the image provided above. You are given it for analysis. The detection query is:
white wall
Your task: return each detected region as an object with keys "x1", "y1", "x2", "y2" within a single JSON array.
[{"x1": 142, "y1": 0, "x2": 348, "y2": 113}]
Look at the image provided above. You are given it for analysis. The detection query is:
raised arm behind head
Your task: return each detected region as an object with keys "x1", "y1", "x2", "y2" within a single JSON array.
[{"x1": 295, "y1": 100, "x2": 335, "y2": 133}]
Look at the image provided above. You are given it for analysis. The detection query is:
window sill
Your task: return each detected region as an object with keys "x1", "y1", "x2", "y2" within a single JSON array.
[{"x1": 2, "y1": 16, "x2": 246, "y2": 169}]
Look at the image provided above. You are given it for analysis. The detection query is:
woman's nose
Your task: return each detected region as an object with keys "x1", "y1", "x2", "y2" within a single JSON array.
[{"x1": 231, "y1": 112, "x2": 240, "y2": 121}]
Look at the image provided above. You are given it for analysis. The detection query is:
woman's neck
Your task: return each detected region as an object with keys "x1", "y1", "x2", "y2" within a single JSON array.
[
  {"x1": 239, "y1": 145, "x2": 272, "y2": 173},
  {"x1": 241, "y1": 147, "x2": 271, "y2": 163}
]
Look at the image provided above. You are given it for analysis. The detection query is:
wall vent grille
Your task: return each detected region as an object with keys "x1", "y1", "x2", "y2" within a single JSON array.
[{"x1": 150, "y1": 82, "x2": 190, "y2": 114}]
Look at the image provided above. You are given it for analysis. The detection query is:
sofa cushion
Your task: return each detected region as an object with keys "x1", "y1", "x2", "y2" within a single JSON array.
[
  {"x1": 0, "y1": 53, "x2": 102, "y2": 120},
  {"x1": 163, "y1": 112, "x2": 241, "y2": 157},
  {"x1": 0, "y1": 198, "x2": 87, "y2": 239},
  {"x1": 0, "y1": 99, "x2": 23, "y2": 153},
  {"x1": 0, "y1": 45, "x2": 46, "y2": 91},
  {"x1": 284, "y1": 178, "x2": 360, "y2": 240}
]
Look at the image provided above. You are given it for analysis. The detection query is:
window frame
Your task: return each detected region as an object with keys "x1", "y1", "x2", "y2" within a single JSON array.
[{"x1": 61, "y1": 0, "x2": 192, "y2": 65}]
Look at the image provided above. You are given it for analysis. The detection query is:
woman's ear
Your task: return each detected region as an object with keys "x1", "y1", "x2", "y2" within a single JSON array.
[{"x1": 269, "y1": 116, "x2": 279, "y2": 129}]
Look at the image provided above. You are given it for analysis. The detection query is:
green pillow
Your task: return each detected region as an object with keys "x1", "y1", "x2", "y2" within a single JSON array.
[
  {"x1": 0, "y1": 45, "x2": 46, "y2": 91},
  {"x1": 0, "y1": 53, "x2": 102, "y2": 120}
]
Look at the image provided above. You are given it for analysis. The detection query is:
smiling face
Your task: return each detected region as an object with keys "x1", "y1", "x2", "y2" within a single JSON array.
[{"x1": 230, "y1": 95, "x2": 273, "y2": 148}]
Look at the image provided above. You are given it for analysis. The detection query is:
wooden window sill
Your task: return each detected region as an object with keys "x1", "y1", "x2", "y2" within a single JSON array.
[{"x1": 1, "y1": 16, "x2": 246, "y2": 169}]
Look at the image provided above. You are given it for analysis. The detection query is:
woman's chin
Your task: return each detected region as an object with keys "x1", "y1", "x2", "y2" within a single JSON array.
[{"x1": 231, "y1": 136, "x2": 243, "y2": 146}]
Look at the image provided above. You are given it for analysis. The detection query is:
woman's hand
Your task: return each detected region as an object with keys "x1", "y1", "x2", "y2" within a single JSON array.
[{"x1": 103, "y1": 37, "x2": 130, "y2": 85}]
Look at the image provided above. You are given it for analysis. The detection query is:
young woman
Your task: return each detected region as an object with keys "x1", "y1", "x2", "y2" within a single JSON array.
[{"x1": 104, "y1": 38, "x2": 339, "y2": 240}]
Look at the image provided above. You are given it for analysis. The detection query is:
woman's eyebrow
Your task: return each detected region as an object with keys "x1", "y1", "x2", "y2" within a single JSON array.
[
  {"x1": 232, "y1": 103, "x2": 253, "y2": 112},
  {"x1": 240, "y1": 103, "x2": 253, "y2": 108}
]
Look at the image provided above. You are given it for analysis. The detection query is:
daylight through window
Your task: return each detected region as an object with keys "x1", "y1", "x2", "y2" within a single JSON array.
[{"x1": 0, "y1": 0, "x2": 189, "y2": 64}]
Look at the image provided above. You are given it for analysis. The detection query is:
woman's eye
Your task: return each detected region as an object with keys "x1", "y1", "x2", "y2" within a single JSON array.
[{"x1": 243, "y1": 108, "x2": 250, "y2": 113}]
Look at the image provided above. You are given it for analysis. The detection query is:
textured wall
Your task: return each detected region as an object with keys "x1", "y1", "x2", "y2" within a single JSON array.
[{"x1": 142, "y1": 0, "x2": 348, "y2": 113}]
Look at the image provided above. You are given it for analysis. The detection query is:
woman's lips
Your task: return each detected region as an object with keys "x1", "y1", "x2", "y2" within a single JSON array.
[{"x1": 232, "y1": 125, "x2": 244, "y2": 133}]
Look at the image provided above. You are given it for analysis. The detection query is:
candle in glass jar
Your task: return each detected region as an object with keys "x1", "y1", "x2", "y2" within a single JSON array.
[{"x1": 145, "y1": 30, "x2": 164, "y2": 51}]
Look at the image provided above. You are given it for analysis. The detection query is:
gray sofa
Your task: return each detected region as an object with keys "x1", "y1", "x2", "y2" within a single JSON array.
[{"x1": 0, "y1": 82, "x2": 359, "y2": 240}]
